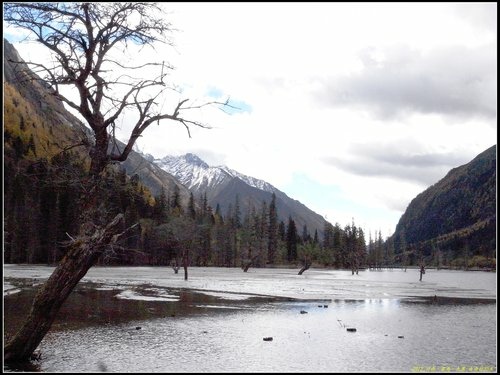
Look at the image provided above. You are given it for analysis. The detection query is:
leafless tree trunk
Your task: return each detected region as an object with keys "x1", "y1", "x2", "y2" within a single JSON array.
[
  {"x1": 243, "y1": 255, "x2": 259, "y2": 272},
  {"x1": 4, "y1": 3, "x2": 229, "y2": 362},
  {"x1": 172, "y1": 258, "x2": 180, "y2": 274},
  {"x1": 4, "y1": 213, "x2": 125, "y2": 362},
  {"x1": 298, "y1": 262, "x2": 311, "y2": 275},
  {"x1": 182, "y1": 249, "x2": 189, "y2": 281}
]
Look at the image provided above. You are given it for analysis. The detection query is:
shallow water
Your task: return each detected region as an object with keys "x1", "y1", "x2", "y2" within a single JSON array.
[{"x1": 3, "y1": 266, "x2": 497, "y2": 372}]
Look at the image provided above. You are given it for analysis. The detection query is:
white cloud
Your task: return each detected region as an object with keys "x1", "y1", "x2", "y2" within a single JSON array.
[
  {"x1": 315, "y1": 44, "x2": 497, "y2": 120},
  {"x1": 6, "y1": 3, "x2": 497, "y2": 237}
]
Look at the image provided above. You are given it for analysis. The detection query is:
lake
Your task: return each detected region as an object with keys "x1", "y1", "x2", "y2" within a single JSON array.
[{"x1": 3, "y1": 265, "x2": 497, "y2": 372}]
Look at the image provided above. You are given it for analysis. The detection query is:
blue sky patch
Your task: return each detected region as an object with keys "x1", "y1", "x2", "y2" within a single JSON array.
[
  {"x1": 206, "y1": 86, "x2": 252, "y2": 115},
  {"x1": 222, "y1": 99, "x2": 252, "y2": 115},
  {"x1": 206, "y1": 86, "x2": 224, "y2": 99}
]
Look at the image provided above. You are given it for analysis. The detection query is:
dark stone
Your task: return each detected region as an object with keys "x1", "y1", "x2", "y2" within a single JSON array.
[
  {"x1": 30, "y1": 350, "x2": 42, "y2": 361},
  {"x1": 300, "y1": 310, "x2": 308, "y2": 314},
  {"x1": 135, "y1": 326, "x2": 141, "y2": 330},
  {"x1": 398, "y1": 335, "x2": 404, "y2": 339},
  {"x1": 346, "y1": 328, "x2": 357, "y2": 332},
  {"x1": 263, "y1": 337, "x2": 273, "y2": 341}
]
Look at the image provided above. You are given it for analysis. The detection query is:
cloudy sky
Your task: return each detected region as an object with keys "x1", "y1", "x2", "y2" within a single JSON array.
[{"x1": 5, "y1": 3, "x2": 497, "y2": 237}]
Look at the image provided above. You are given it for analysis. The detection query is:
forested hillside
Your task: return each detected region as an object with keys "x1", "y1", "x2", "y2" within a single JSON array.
[
  {"x1": 153, "y1": 153, "x2": 328, "y2": 236},
  {"x1": 6, "y1": 36, "x2": 493, "y2": 272},
  {"x1": 4, "y1": 38, "x2": 365, "y2": 270},
  {"x1": 390, "y1": 145, "x2": 496, "y2": 269}
]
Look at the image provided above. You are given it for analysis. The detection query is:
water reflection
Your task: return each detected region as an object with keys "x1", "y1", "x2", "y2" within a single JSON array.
[{"x1": 3, "y1": 267, "x2": 496, "y2": 373}]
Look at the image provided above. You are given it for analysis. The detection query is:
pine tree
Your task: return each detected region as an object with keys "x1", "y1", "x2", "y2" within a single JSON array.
[
  {"x1": 201, "y1": 192, "x2": 208, "y2": 217},
  {"x1": 267, "y1": 192, "x2": 278, "y2": 265},
  {"x1": 258, "y1": 200, "x2": 269, "y2": 266},
  {"x1": 171, "y1": 185, "x2": 183, "y2": 216},
  {"x1": 286, "y1": 216, "x2": 298, "y2": 262},
  {"x1": 376, "y1": 230, "x2": 384, "y2": 269},
  {"x1": 399, "y1": 229, "x2": 408, "y2": 271},
  {"x1": 233, "y1": 195, "x2": 242, "y2": 229},
  {"x1": 214, "y1": 203, "x2": 223, "y2": 224},
  {"x1": 188, "y1": 192, "x2": 196, "y2": 220},
  {"x1": 153, "y1": 188, "x2": 168, "y2": 223},
  {"x1": 278, "y1": 221, "x2": 286, "y2": 242},
  {"x1": 301, "y1": 224, "x2": 311, "y2": 243}
]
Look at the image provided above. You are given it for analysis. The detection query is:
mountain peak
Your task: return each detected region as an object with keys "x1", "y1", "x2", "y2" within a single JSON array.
[
  {"x1": 183, "y1": 153, "x2": 209, "y2": 168},
  {"x1": 153, "y1": 152, "x2": 277, "y2": 194},
  {"x1": 151, "y1": 152, "x2": 327, "y2": 235}
]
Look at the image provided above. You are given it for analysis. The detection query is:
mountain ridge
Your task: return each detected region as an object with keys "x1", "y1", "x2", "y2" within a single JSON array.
[
  {"x1": 392, "y1": 144, "x2": 496, "y2": 264},
  {"x1": 3, "y1": 38, "x2": 192, "y2": 205},
  {"x1": 4, "y1": 38, "x2": 327, "y2": 236},
  {"x1": 152, "y1": 153, "x2": 276, "y2": 194},
  {"x1": 152, "y1": 153, "x2": 328, "y2": 235}
]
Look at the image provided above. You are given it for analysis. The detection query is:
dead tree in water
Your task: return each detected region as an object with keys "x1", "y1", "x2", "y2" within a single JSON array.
[
  {"x1": 4, "y1": 3, "x2": 228, "y2": 362},
  {"x1": 297, "y1": 243, "x2": 316, "y2": 275},
  {"x1": 182, "y1": 248, "x2": 189, "y2": 281},
  {"x1": 419, "y1": 264, "x2": 426, "y2": 281},
  {"x1": 242, "y1": 255, "x2": 260, "y2": 272},
  {"x1": 171, "y1": 258, "x2": 180, "y2": 274},
  {"x1": 298, "y1": 258, "x2": 311, "y2": 275}
]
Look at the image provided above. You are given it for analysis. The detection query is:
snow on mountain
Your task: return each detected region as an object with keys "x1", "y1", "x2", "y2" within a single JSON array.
[
  {"x1": 150, "y1": 152, "x2": 327, "y2": 236},
  {"x1": 153, "y1": 153, "x2": 276, "y2": 194},
  {"x1": 218, "y1": 166, "x2": 276, "y2": 193}
]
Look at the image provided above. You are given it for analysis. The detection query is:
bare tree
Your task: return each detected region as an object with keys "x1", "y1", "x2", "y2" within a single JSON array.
[
  {"x1": 4, "y1": 3, "x2": 226, "y2": 362},
  {"x1": 242, "y1": 254, "x2": 260, "y2": 272},
  {"x1": 297, "y1": 257, "x2": 311, "y2": 275},
  {"x1": 297, "y1": 243, "x2": 315, "y2": 275},
  {"x1": 166, "y1": 216, "x2": 197, "y2": 280}
]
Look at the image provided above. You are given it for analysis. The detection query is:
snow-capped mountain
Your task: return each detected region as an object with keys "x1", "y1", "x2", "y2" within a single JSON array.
[
  {"x1": 153, "y1": 153, "x2": 276, "y2": 195},
  {"x1": 151, "y1": 153, "x2": 327, "y2": 236}
]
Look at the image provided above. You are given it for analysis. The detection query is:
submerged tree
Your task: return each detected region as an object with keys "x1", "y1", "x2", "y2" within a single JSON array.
[
  {"x1": 297, "y1": 242, "x2": 317, "y2": 275},
  {"x1": 4, "y1": 3, "x2": 227, "y2": 362}
]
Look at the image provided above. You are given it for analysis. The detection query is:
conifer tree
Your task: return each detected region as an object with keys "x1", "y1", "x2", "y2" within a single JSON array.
[
  {"x1": 4, "y1": 2, "x2": 229, "y2": 362},
  {"x1": 153, "y1": 188, "x2": 168, "y2": 224},
  {"x1": 233, "y1": 195, "x2": 242, "y2": 229},
  {"x1": 267, "y1": 193, "x2": 278, "y2": 265},
  {"x1": 171, "y1": 185, "x2": 183, "y2": 216},
  {"x1": 188, "y1": 192, "x2": 196, "y2": 220},
  {"x1": 286, "y1": 216, "x2": 298, "y2": 262}
]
